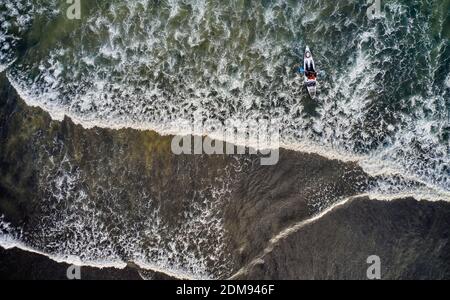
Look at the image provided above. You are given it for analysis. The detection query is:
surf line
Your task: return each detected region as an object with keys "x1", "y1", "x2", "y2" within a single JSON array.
[
  {"x1": 0, "y1": 236, "x2": 197, "y2": 280},
  {"x1": 229, "y1": 191, "x2": 448, "y2": 279},
  {"x1": 228, "y1": 194, "x2": 371, "y2": 279},
  {"x1": 5, "y1": 70, "x2": 365, "y2": 170},
  {"x1": 0, "y1": 59, "x2": 16, "y2": 73},
  {"x1": 5, "y1": 73, "x2": 449, "y2": 201}
]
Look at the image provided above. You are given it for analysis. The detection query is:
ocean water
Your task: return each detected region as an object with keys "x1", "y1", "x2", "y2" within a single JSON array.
[{"x1": 0, "y1": 0, "x2": 449, "y2": 278}]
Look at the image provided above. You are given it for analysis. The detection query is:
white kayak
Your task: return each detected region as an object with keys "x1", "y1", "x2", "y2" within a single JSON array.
[{"x1": 304, "y1": 46, "x2": 317, "y2": 98}]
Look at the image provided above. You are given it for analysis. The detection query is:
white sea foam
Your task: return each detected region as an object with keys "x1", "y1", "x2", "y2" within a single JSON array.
[
  {"x1": 7, "y1": 66, "x2": 450, "y2": 205},
  {"x1": 0, "y1": 232, "x2": 198, "y2": 280},
  {"x1": 0, "y1": 154, "x2": 234, "y2": 279}
]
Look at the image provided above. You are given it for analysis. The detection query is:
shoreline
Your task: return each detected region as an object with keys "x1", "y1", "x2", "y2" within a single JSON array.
[
  {"x1": 0, "y1": 245, "x2": 176, "y2": 280},
  {"x1": 2, "y1": 195, "x2": 450, "y2": 280},
  {"x1": 4, "y1": 72, "x2": 449, "y2": 202}
]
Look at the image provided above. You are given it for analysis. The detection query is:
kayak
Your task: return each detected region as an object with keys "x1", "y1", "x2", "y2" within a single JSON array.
[{"x1": 304, "y1": 46, "x2": 317, "y2": 98}]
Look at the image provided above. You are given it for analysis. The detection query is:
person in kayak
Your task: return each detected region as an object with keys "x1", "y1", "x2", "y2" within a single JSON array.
[{"x1": 304, "y1": 50, "x2": 316, "y2": 79}]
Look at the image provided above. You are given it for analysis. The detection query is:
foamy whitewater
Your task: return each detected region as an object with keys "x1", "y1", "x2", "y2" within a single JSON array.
[{"x1": 0, "y1": 0, "x2": 449, "y2": 278}]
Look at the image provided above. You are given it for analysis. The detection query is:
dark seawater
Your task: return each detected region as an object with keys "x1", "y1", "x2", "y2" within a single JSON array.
[{"x1": 0, "y1": 0, "x2": 449, "y2": 279}]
